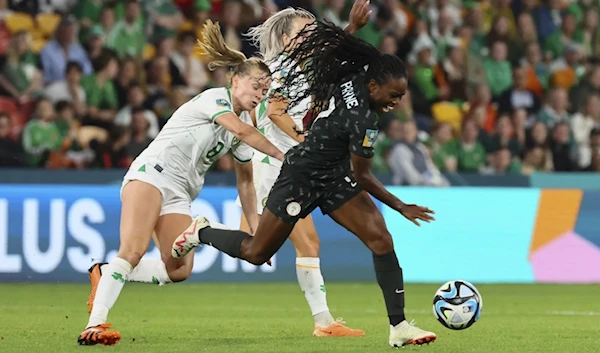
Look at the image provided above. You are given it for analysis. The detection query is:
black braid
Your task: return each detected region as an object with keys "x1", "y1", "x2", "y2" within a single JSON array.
[{"x1": 273, "y1": 20, "x2": 407, "y2": 128}]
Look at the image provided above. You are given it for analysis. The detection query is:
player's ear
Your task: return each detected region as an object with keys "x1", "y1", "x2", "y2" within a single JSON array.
[
  {"x1": 367, "y1": 79, "x2": 379, "y2": 95},
  {"x1": 231, "y1": 74, "x2": 240, "y2": 89}
]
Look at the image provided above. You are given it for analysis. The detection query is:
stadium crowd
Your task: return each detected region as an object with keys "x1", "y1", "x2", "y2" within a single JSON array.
[{"x1": 0, "y1": 0, "x2": 599, "y2": 184}]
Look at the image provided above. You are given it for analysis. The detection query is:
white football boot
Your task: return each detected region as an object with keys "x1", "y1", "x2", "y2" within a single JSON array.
[
  {"x1": 389, "y1": 320, "x2": 436, "y2": 348},
  {"x1": 171, "y1": 216, "x2": 211, "y2": 258}
]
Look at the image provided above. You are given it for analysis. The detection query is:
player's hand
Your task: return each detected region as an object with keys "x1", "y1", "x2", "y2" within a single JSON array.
[
  {"x1": 347, "y1": 0, "x2": 371, "y2": 33},
  {"x1": 399, "y1": 204, "x2": 435, "y2": 226}
]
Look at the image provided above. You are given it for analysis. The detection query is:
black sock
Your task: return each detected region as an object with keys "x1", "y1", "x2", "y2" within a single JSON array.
[
  {"x1": 198, "y1": 227, "x2": 250, "y2": 259},
  {"x1": 373, "y1": 251, "x2": 406, "y2": 326}
]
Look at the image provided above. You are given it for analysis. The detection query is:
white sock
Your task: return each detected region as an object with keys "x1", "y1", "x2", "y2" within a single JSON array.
[
  {"x1": 125, "y1": 259, "x2": 172, "y2": 285},
  {"x1": 296, "y1": 257, "x2": 334, "y2": 326},
  {"x1": 87, "y1": 257, "x2": 133, "y2": 328}
]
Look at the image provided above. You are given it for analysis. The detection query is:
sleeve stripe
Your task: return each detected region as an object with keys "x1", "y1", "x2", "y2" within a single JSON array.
[{"x1": 211, "y1": 110, "x2": 232, "y2": 122}]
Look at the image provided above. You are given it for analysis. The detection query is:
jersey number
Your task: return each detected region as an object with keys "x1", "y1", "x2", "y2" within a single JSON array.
[{"x1": 205, "y1": 142, "x2": 224, "y2": 162}]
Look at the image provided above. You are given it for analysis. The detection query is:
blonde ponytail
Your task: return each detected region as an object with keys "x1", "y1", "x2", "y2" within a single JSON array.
[{"x1": 198, "y1": 20, "x2": 247, "y2": 71}]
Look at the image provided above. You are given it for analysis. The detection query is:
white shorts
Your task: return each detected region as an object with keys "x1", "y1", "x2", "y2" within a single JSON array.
[
  {"x1": 235, "y1": 160, "x2": 280, "y2": 215},
  {"x1": 121, "y1": 160, "x2": 193, "y2": 217}
]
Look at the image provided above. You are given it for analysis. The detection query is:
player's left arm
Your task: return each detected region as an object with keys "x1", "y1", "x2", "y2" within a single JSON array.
[
  {"x1": 233, "y1": 157, "x2": 259, "y2": 234},
  {"x1": 344, "y1": 0, "x2": 371, "y2": 34},
  {"x1": 349, "y1": 117, "x2": 434, "y2": 225}
]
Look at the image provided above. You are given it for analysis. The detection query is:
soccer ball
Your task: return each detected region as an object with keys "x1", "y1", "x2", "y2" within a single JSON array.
[{"x1": 432, "y1": 280, "x2": 483, "y2": 330}]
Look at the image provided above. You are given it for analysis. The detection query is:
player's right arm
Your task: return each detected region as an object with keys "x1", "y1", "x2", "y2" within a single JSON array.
[
  {"x1": 215, "y1": 113, "x2": 285, "y2": 161},
  {"x1": 266, "y1": 94, "x2": 305, "y2": 143}
]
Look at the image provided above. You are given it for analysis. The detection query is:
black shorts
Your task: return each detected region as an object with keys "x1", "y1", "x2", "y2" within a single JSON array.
[{"x1": 265, "y1": 164, "x2": 362, "y2": 224}]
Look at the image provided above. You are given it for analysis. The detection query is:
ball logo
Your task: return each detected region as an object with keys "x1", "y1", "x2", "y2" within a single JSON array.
[{"x1": 286, "y1": 201, "x2": 301, "y2": 216}]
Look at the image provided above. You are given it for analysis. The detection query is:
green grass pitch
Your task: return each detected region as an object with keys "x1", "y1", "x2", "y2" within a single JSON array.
[{"x1": 1, "y1": 283, "x2": 599, "y2": 352}]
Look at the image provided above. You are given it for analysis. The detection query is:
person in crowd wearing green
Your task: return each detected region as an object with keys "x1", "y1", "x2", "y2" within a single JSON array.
[
  {"x1": 81, "y1": 51, "x2": 120, "y2": 129},
  {"x1": 22, "y1": 98, "x2": 63, "y2": 167},
  {"x1": 483, "y1": 41, "x2": 513, "y2": 97},
  {"x1": 106, "y1": 0, "x2": 146, "y2": 58}
]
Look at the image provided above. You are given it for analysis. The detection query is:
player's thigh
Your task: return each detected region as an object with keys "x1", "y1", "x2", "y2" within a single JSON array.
[
  {"x1": 153, "y1": 191, "x2": 194, "y2": 282},
  {"x1": 119, "y1": 180, "x2": 163, "y2": 266},
  {"x1": 327, "y1": 191, "x2": 394, "y2": 255},
  {"x1": 289, "y1": 214, "x2": 320, "y2": 257}
]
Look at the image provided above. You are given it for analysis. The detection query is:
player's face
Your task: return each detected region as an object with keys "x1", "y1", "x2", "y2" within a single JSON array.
[
  {"x1": 231, "y1": 68, "x2": 272, "y2": 112},
  {"x1": 367, "y1": 77, "x2": 408, "y2": 114}
]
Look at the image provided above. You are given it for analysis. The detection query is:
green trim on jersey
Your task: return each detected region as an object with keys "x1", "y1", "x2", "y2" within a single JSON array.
[
  {"x1": 258, "y1": 100, "x2": 267, "y2": 120},
  {"x1": 211, "y1": 110, "x2": 232, "y2": 121},
  {"x1": 226, "y1": 88, "x2": 232, "y2": 102},
  {"x1": 258, "y1": 126, "x2": 265, "y2": 135}
]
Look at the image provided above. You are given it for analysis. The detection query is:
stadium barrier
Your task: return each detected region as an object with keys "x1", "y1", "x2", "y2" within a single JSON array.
[{"x1": 0, "y1": 185, "x2": 598, "y2": 283}]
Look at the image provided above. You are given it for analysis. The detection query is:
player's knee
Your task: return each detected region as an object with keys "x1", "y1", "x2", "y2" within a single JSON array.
[
  {"x1": 244, "y1": 250, "x2": 270, "y2": 266},
  {"x1": 167, "y1": 263, "x2": 192, "y2": 282},
  {"x1": 366, "y1": 232, "x2": 394, "y2": 256},
  {"x1": 116, "y1": 249, "x2": 144, "y2": 268}
]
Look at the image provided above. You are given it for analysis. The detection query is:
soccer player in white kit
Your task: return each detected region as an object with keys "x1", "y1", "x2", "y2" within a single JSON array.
[
  {"x1": 234, "y1": 4, "x2": 370, "y2": 337},
  {"x1": 77, "y1": 20, "x2": 284, "y2": 346}
]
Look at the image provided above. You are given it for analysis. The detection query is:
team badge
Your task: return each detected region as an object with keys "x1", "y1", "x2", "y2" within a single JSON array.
[
  {"x1": 362, "y1": 129, "x2": 379, "y2": 147},
  {"x1": 286, "y1": 201, "x2": 301, "y2": 217},
  {"x1": 231, "y1": 136, "x2": 240, "y2": 146},
  {"x1": 261, "y1": 197, "x2": 268, "y2": 208},
  {"x1": 216, "y1": 99, "x2": 231, "y2": 109}
]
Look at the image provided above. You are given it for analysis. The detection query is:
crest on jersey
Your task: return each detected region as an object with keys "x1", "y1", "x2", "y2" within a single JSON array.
[
  {"x1": 216, "y1": 99, "x2": 231, "y2": 109},
  {"x1": 286, "y1": 201, "x2": 301, "y2": 217},
  {"x1": 362, "y1": 129, "x2": 379, "y2": 147}
]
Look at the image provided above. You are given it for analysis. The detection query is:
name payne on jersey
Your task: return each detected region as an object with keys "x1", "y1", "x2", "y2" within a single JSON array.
[{"x1": 340, "y1": 80, "x2": 359, "y2": 109}]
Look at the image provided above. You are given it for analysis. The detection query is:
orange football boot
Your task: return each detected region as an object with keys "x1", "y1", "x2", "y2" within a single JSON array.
[
  {"x1": 86, "y1": 263, "x2": 106, "y2": 313},
  {"x1": 313, "y1": 318, "x2": 365, "y2": 337},
  {"x1": 77, "y1": 324, "x2": 121, "y2": 346}
]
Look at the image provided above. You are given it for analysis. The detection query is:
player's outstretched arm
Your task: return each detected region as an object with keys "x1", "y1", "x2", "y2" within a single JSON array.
[
  {"x1": 350, "y1": 153, "x2": 435, "y2": 226},
  {"x1": 234, "y1": 161, "x2": 259, "y2": 234},
  {"x1": 267, "y1": 93, "x2": 305, "y2": 143},
  {"x1": 215, "y1": 113, "x2": 285, "y2": 161}
]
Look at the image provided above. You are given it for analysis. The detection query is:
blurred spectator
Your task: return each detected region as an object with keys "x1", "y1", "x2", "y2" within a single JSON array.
[
  {"x1": 84, "y1": 25, "x2": 112, "y2": 64},
  {"x1": 114, "y1": 84, "x2": 159, "y2": 138},
  {"x1": 578, "y1": 10, "x2": 598, "y2": 58},
  {"x1": 0, "y1": 31, "x2": 42, "y2": 104},
  {"x1": 537, "y1": 87, "x2": 570, "y2": 128},
  {"x1": 513, "y1": 12, "x2": 538, "y2": 63},
  {"x1": 21, "y1": 99, "x2": 63, "y2": 167},
  {"x1": 0, "y1": 0, "x2": 13, "y2": 21},
  {"x1": 75, "y1": 0, "x2": 106, "y2": 35},
  {"x1": 379, "y1": 32, "x2": 398, "y2": 56},
  {"x1": 144, "y1": 56, "x2": 172, "y2": 115},
  {"x1": 125, "y1": 106, "x2": 152, "y2": 159},
  {"x1": 521, "y1": 145, "x2": 552, "y2": 175},
  {"x1": 106, "y1": 0, "x2": 145, "y2": 58},
  {"x1": 486, "y1": 113, "x2": 522, "y2": 157},
  {"x1": 487, "y1": 15, "x2": 513, "y2": 48},
  {"x1": 496, "y1": 67, "x2": 541, "y2": 115},
  {"x1": 543, "y1": 11, "x2": 578, "y2": 60},
  {"x1": 114, "y1": 57, "x2": 139, "y2": 108},
  {"x1": 90, "y1": 126, "x2": 131, "y2": 168},
  {"x1": 571, "y1": 94, "x2": 600, "y2": 169},
  {"x1": 170, "y1": 30, "x2": 209, "y2": 95},
  {"x1": 520, "y1": 42, "x2": 548, "y2": 96},
  {"x1": 81, "y1": 51, "x2": 119, "y2": 129},
  {"x1": 43, "y1": 61, "x2": 87, "y2": 117},
  {"x1": 468, "y1": 83, "x2": 497, "y2": 134},
  {"x1": 450, "y1": 119, "x2": 487, "y2": 172},
  {"x1": 584, "y1": 150, "x2": 600, "y2": 172},
  {"x1": 481, "y1": 147, "x2": 521, "y2": 175},
  {"x1": 484, "y1": 41, "x2": 513, "y2": 97},
  {"x1": 550, "y1": 121, "x2": 576, "y2": 171},
  {"x1": 0, "y1": 112, "x2": 25, "y2": 167},
  {"x1": 548, "y1": 42, "x2": 582, "y2": 91},
  {"x1": 387, "y1": 119, "x2": 449, "y2": 186},
  {"x1": 145, "y1": 0, "x2": 184, "y2": 43},
  {"x1": 373, "y1": 118, "x2": 402, "y2": 173},
  {"x1": 411, "y1": 35, "x2": 449, "y2": 106},
  {"x1": 41, "y1": 15, "x2": 93, "y2": 84},
  {"x1": 159, "y1": 85, "x2": 188, "y2": 125},
  {"x1": 429, "y1": 122, "x2": 456, "y2": 172},
  {"x1": 442, "y1": 43, "x2": 467, "y2": 102},
  {"x1": 526, "y1": 120, "x2": 549, "y2": 150},
  {"x1": 512, "y1": 108, "x2": 527, "y2": 146},
  {"x1": 569, "y1": 65, "x2": 600, "y2": 111}
]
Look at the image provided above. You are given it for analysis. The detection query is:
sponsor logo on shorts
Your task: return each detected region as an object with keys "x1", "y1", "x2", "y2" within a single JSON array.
[{"x1": 286, "y1": 201, "x2": 301, "y2": 217}]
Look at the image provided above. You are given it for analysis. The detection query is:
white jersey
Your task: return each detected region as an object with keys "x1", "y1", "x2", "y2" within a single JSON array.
[
  {"x1": 133, "y1": 87, "x2": 253, "y2": 200},
  {"x1": 255, "y1": 54, "x2": 311, "y2": 166}
]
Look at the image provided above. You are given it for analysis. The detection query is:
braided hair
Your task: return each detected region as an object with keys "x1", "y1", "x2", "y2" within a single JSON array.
[{"x1": 273, "y1": 20, "x2": 407, "y2": 127}]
